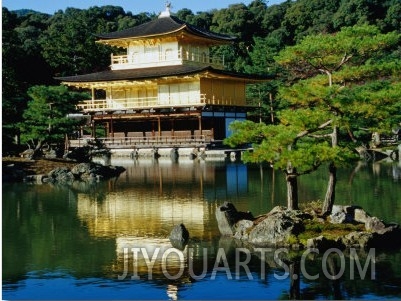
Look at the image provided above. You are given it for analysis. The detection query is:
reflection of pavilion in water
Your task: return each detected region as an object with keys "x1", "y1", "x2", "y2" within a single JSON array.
[
  {"x1": 75, "y1": 159, "x2": 249, "y2": 299},
  {"x1": 77, "y1": 159, "x2": 248, "y2": 240}
]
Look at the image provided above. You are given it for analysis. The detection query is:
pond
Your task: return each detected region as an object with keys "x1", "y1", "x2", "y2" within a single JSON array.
[{"x1": 3, "y1": 158, "x2": 401, "y2": 300}]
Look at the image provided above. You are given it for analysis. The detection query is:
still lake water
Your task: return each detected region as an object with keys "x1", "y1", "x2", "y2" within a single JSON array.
[{"x1": 3, "y1": 158, "x2": 401, "y2": 300}]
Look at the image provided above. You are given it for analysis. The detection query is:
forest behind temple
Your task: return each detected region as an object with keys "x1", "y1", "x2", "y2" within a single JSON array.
[{"x1": 2, "y1": 0, "x2": 401, "y2": 153}]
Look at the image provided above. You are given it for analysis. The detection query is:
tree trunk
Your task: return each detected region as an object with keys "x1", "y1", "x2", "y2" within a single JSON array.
[
  {"x1": 269, "y1": 92, "x2": 275, "y2": 124},
  {"x1": 322, "y1": 126, "x2": 338, "y2": 215},
  {"x1": 28, "y1": 140, "x2": 44, "y2": 160},
  {"x1": 286, "y1": 172, "x2": 299, "y2": 210},
  {"x1": 322, "y1": 162, "x2": 337, "y2": 215}
]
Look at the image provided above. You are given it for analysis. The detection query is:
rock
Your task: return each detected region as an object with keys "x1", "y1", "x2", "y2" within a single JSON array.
[
  {"x1": 48, "y1": 163, "x2": 125, "y2": 184},
  {"x1": 70, "y1": 163, "x2": 125, "y2": 182},
  {"x1": 216, "y1": 204, "x2": 310, "y2": 247},
  {"x1": 354, "y1": 208, "x2": 371, "y2": 224},
  {"x1": 248, "y1": 208, "x2": 304, "y2": 247},
  {"x1": 330, "y1": 211, "x2": 347, "y2": 224},
  {"x1": 364, "y1": 217, "x2": 401, "y2": 247},
  {"x1": 44, "y1": 149, "x2": 57, "y2": 159},
  {"x1": 215, "y1": 202, "x2": 401, "y2": 251},
  {"x1": 307, "y1": 235, "x2": 344, "y2": 251},
  {"x1": 215, "y1": 202, "x2": 238, "y2": 236},
  {"x1": 365, "y1": 216, "x2": 387, "y2": 233},
  {"x1": 216, "y1": 202, "x2": 254, "y2": 236},
  {"x1": 23, "y1": 174, "x2": 48, "y2": 184},
  {"x1": 233, "y1": 220, "x2": 254, "y2": 241},
  {"x1": 169, "y1": 224, "x2": 189, "y2": 250},
  {"x1": 19, "y1": 149, "x2": 34, "y2": 158},
  {"x1": 342, "y1": 231, "x2": 374, "y2": 249},
  {"x1": 282, "y1": 208, "x2": 313, "y2": 221},
  {"x1": 328, "y1": 205, "x2": 373, "y2": 225},
  {"x1": 329, "y1": 205, "x2": 355, "y2": 224},
  {"x1": 268, "y1": 206, "x2": 287, "y2": 215},
  {"x1": 48, "y1": 167, "x2": 75, "y2": 183},
  {"x1": 71, "y1": 163, "x2": 91, "y2": 175}
]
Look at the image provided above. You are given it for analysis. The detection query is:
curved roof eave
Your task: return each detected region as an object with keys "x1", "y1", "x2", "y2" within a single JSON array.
[
  {"x1": 95, "y1": 15, "x2": 236, "y2": 44},
  {"x1": 95, "y1": 25, "x2": 187, "y2": 44},
  {"x1": 55, "y1": 65, "x2": 273, "y2": 86}
]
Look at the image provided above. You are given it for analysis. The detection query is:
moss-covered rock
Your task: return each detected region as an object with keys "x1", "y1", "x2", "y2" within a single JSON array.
[{"x1": 216, "y1": 202, "x2": 401, "y2": 251}]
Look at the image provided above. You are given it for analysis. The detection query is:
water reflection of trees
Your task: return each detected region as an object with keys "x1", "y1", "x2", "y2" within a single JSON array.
[
  {"x1": 2, "y1": 183, "x2": 115, "y2": 284},
  {"x1": 299, "y1": 162, "x2": 401, "y2": 224},
  {"x1": 3, "y1": 160, "x2": 401, "y2": 299}
]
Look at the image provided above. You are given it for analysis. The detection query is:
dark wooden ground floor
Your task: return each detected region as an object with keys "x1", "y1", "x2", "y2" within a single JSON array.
[{"x1": 74, "y1": 105, "x2": 252, "y2": 144}]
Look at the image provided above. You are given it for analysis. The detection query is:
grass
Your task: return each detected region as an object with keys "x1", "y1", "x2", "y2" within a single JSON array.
[
  {"x1": 299, "y1": 200, "x2": 324, "y2": 215},
  {"x1": 297, "y1": 219, "x2": 365, "y2": 246}
]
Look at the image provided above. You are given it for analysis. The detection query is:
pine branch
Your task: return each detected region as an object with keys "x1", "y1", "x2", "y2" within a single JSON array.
[
  {"x1": 309, "y1": 133, "x2": 333, "y2": 139},
  {"x1": 294, "y1": 119, "x2": 333, "y2": 142}
]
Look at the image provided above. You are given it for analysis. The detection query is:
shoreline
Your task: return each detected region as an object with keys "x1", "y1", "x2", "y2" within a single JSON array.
[{"x1": 2, "y1": 157, "x2": 78, "y2": 176}]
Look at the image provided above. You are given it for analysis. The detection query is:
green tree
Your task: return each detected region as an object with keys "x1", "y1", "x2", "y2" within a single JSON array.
[
  {"x1": 226, "y1": 25, "x2": 400, "y2": 212},
  {"x1": 261, "y1": 1, "x2": 291, "y2": 34},
  {"x1": 244, "y1": 35, "x2": 284, "y2": 123},
  {"x1": 211, "y1": 3, "x2": 255, "y2": 41},
  {"x1": 40, "y1": 8, "x2": 113, "y2": 76},
  {"x1": 176, "y1": 8, "x2": 194, "y2": 23},
  {"x1": 275, "y1": 24, "x2": 401, "y2": 214},
  {"x1": 248, "y1": 0, "x2": 269, "y2": 36},
  {"x1": 2, "y1": 8, "x2": 29, "y2": 152},
  {"x1": 19, "y1": 85, "x2": 89, "y2": 159},
  {"x1": 226, "y1": 111, "x2": 340, "y2": 210},
  {"x1": 281, "y1": 0, "x2": 340, "y2": 43},
  {"x1": 332, "y1": 0, "x2": 386, "y2": 29},
  {"x1": 115, "y1": 12, "x2": 153, "y2": 31},
  {"x1": 384, "y1": 1, "x2": 401, "y2": 31},
  {"x1": 210, "y1": 3, "x2": 258, "y2": 72}
]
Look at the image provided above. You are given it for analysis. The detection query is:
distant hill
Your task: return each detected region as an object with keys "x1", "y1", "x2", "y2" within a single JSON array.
[{"x1": 11, "y1": 9, "x2": 50, "y2": 17}]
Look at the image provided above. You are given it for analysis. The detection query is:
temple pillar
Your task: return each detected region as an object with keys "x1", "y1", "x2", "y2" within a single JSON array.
[
  {"x1": 198, "y1": 115, "x2": 202, "y2": 134},
  {"x1": 110, "y1": 115, "x2": 114, "y2": 137},
  {"x1": 105, "y1": 122, "x2": 110, "y2": 138},
  {"x1": 91, "y1": 120, "x2": 96, "y2": 138},
  {"x1": 157, "y1": 117, "x2": 161, "y2": 137}
]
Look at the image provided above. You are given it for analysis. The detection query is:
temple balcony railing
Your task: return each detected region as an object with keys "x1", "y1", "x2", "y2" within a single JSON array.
[
  {"x1": 68, "y1": 135, "x2": 210, "y2": 149},
  {"x1": 111, "y1": 49, "x2": 224, "y2": 70},
  {"x1": 76, "y1": 94, "x2": 249, "y2": 112},
  {"x1": 77, "y1": 94, "x2": 207, "y2": 112}
]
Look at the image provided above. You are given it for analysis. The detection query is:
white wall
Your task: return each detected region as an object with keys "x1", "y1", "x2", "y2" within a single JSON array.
[{"x1": 158, "y1": 81, "x2": 201, "y2": 105}]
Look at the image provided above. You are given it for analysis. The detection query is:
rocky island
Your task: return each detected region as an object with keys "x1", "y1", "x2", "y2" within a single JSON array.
[
  {"x1": 216, "y1": 202, "x2": 401, "y2": 251},
  {"x1": 3, "y1": 158, "x2": 125, "y2": 184}
]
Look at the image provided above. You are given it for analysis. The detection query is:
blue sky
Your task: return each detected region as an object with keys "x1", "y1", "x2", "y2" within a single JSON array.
[{"x1": 2, "y1": 0, "x2": 284, "y2": 15}]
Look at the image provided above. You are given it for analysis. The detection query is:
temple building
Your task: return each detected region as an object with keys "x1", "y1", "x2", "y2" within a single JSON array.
[{"x1": 58, "y1": 4, "x2": 271, "y2": 149}]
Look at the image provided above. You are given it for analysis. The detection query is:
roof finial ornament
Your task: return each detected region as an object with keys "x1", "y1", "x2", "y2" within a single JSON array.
[{"x1": 159, "y1": 1, "x2": 172, "y2": 18}]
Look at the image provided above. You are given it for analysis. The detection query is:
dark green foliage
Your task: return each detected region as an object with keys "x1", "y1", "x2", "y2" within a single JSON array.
[
  {"x1": 332, "y1": 0, "x2": 388, "y2": 29},
  {"x1": 281, "y1": 0, "x2": 340, "y2": 43},
  {"x1": 2, "y1": 0, "x2": 401, "y2": 152},
  {"x1": 19, "y1": 85, "x2": 89, "y2": 158},
  {"x1": 275, "y1": 24, "x2": 401, "y2": 139},
  {"x1": 226, "y1": 24, "x2": 400, "y2": 209},
  {"x1": 65, "y1": 139, "x2": 111, "y2": 163}
]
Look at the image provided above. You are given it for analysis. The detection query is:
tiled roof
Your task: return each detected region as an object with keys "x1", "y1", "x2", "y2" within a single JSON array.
[
  {"x1": 56, "y1": 65, "x2": 272, "y2": 83},
  {"x1": 94, "y1": 16, "x2": 236, "y2": 42}
]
